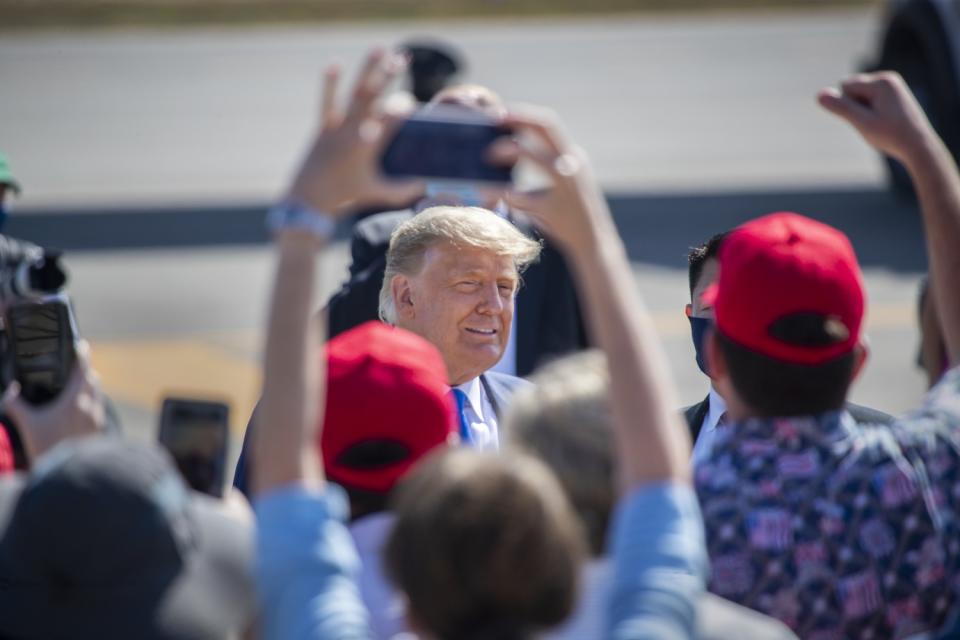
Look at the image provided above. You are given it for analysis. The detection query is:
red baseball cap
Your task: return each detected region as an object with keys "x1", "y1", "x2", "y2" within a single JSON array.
[
  {"x1": 702, "y1": 212, "x2": 865, "y2": 365},
  {"x1": 318, "y1": 321, "x2": 457, "y2": 493}
]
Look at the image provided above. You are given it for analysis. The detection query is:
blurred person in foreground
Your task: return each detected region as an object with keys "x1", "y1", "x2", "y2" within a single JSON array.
[
  {"x1": 252, "y1": 47, "x2": 704, "y2": 639},
  {"x1": 314, "y1": 320, "x2": 458, "y2": 639},
  {"x1": 682, "y1": 232, "x2": 892, "y2": 465},
  {"x1": 695, "y1": 72, "x2": 960, "y2": 638},
  {"x1": 506, "y1": 349, "x2": 798, "y2": 640},
  {"x1": 325, "y1": 83, "x2": 588, "y2": 380},
  {"x1": 0, "y1": 345, "x2": 256, "y2": 639}
]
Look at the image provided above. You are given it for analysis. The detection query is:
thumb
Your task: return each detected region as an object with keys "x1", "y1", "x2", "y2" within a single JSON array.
[{"x1": 817, "y1": 88, "x2": 872, "y2": 128}]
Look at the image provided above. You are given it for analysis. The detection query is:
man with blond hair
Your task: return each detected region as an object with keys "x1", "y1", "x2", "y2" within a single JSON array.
[
  {"x1": 325, "y1": 83, "x2": 588, "y2": 378},
  {"x1": 380, "y1": 205, "x2": 541, "y2": 450}
]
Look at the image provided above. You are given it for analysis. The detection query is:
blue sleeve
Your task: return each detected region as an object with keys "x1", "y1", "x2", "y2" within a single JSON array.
[
  {"x1": 607, "y1": 482, "x2": 707, "y2": 640},
  {"x1": 255, "y1": 485, "x2": 372, "y2": 640}
]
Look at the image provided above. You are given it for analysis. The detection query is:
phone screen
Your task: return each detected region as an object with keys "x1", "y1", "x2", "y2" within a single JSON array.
[
  {"x1": 158, "y1": 398, "x2": 229, "y2": 497},
  {"x1": 381, "y1": 108, "x2": 513, "y2": 183},
  {"x1": 5, "y1": 297, "x2": 77, "y2": 405}
]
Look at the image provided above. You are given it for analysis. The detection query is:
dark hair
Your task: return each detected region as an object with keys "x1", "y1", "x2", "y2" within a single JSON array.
[
  {"x1": 717, "y1": 329, "x2": 855, "y2": 416},
  {"x1": 343, "y1": 486, "x2": 391, "y2": 522},
  {"x1": 386, "y1": 449, "x2": 583, "y2": 640},
  {"x1": 687, "y1": 231, "x2": 729, "y2": 297}
]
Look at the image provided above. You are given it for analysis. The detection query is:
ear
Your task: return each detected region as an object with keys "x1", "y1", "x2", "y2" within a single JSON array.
[
  {"x1": 685, "y1": 303, "x2": 692, "y2": 318},
  {"x1": 851, "y1": 337, "x2": 870, "y2": 382},
  {"x1": 391, "y1": 274, "x2": 415, "y2": 320}
]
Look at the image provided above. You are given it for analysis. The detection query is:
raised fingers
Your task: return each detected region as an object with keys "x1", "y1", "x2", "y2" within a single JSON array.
[
  {"x1": 320, "y1": 64, "x2": 341, "y2": 129},
  {"x1": 345, "y1": 49, "x2": 407, "y2": 125},
  {"x1": 502, "y1": 108, "x2": 569, "y2": 157}
]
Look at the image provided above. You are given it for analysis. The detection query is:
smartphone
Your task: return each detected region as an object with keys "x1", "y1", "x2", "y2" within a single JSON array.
[
  {"x1": 381, "y1": 105, "x2": 513, "y2": 183},
  {"x1": 158, "y1": 397, "x2": 229, "y2": 498},
  {"x1": 4, "y1": 295, "x2": 78, "y2": 405}
]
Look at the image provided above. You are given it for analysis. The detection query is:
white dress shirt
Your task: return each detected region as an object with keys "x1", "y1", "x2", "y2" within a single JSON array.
[
  {"x1": 691, "y1": 387, "x2": 728, "y2": 466},
  {"x1": 453, "y1": 376, "x2": 500, "y2": 451}
]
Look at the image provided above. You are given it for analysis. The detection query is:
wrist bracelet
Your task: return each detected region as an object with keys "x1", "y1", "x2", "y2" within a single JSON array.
[{"x1": 266, "y1": 200, "x2": 337, "y2": 241}]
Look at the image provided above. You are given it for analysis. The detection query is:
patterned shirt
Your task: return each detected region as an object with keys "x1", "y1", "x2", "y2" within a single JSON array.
[{"x1": 695, "y1": 366, "x2": 960, "y2": 639}]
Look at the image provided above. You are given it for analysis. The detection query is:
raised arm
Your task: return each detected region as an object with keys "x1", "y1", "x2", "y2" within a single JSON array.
[
  {"x1": 252, "y1": 49, "x2": 421, "y2": 640},
  {"x1": 490, "y1": 110, "x2": 702, "y2": 639},
  {"x1": 254, "y1": 51, "x2": 421, "y2": 496},
  {"x1": 818, "y1": 72, "x2": 960, "y2": 366},
  {"x1": 492, "y1": 113, "x2": 690, "y2": 492}
]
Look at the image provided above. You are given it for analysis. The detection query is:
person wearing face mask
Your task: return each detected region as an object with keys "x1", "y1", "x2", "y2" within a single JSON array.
[
  {"x1": 0, "y1": 154, "x2": 21, "y2": 228},
  {"x1": 682, "y1": 231, "x2": 893, "y2": 465},
  {"x1": 324, "y1": 84, "x2": 588, "y2": 379}
]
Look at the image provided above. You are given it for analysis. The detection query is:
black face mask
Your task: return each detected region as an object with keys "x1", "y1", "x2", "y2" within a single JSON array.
[{"x1": 688, "y1": 316, "x2": 711, "y2": 375}]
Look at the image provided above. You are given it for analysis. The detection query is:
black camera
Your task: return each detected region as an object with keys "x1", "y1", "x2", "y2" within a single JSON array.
[{"x1": 0, "y1": 235, "x2": 74, "y2": 404}]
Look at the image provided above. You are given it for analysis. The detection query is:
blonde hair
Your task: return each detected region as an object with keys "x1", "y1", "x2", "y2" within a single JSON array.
[
  {"x1": 505, "y1": 350, "x2": 614, "y2": 556},
  {"x1": 378, "y1": 206, "x2": 542, "y2": 325}
]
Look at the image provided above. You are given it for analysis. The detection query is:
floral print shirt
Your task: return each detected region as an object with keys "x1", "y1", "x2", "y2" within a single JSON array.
[{"x1": 695, "y1": 366, "x2": 960, "y2": 639}]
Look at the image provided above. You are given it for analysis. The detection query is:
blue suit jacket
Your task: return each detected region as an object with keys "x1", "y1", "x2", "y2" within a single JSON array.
[{"x1": 233, "y1": 371, "x2": 530, "y2": 497}]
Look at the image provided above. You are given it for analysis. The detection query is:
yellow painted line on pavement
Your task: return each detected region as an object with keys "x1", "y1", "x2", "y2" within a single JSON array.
[{"x1": 91, "y1": 337, "x2": 261, "y2": 437}]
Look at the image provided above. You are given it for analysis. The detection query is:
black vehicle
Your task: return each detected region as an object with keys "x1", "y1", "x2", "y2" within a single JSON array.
[{"x1": 867, "y1": 0, "x2": 960, "y2": 197}]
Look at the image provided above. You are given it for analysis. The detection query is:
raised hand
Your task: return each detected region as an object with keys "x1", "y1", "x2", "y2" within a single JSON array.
[
  {"x1": 286, "y1": 48, "x2": 424, "y2": 216},
  {"x1": 818, "y1": 71, "x2": 940, "y2": 165},
  {"x1": 487, "y1": 108, "x2": 614, "y2": 256}
]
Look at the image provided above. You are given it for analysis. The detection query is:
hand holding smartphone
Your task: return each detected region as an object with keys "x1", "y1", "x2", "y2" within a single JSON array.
[{"x1": 380, "y1": 104, "x2": 514, "y2": 184}]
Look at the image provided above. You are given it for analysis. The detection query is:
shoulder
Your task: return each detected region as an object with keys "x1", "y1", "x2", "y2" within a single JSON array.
[
  {"x1": 843, "y1": 401, "x2": 894, "y2": 425},
  {"x1": 682, "y1": 398, "x2": 709, "y2": 429},
  {"x1": 483, "y1": 371, "x2": 533, "y2": 394}
]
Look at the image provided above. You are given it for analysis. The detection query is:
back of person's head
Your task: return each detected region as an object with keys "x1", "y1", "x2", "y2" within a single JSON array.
[
  {"x1": 705, "y1": 212, "x2": 865, "y2": 416},
  {"x1": 386, "y1": 448, "x2": 585, "y2": 640},
  {"x1": 318, "y1": 321, "x2": 456, "y2": 519},
  {"x1": 505, "y1": 350, "x2": 613, "y2": 557},
  {"x1": 378, "y1": 206, "x2": 541, "y2": 325},
  {"x1": 0, "y1": 436, "x2": 253, "y2": 639}
]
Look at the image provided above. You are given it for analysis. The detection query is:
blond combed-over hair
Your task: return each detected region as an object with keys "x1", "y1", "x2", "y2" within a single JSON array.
[{"x1": 378, "y1": 206, "x2": 542, "y2": 325}]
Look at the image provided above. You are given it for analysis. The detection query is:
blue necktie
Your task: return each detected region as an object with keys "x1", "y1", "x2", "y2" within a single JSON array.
[{"x1": 452, "y1": 388, "x2": 472, "y2": 446}]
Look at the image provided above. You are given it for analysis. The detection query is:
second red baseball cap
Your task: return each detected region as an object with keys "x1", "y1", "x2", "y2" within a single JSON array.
[
  {"x1": 318, "y1": 321, "x2": 457, "y2": 494},
  {"x1": 702, "y1": 212, "x2": 865, "y2": 365}
]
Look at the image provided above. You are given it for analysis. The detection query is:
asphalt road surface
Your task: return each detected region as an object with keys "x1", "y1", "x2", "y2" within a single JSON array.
[{"x1": 0, "y1": 7, "x2": 932, "y2": 453}]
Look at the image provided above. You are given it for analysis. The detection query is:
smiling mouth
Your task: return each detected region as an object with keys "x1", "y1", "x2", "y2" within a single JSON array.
[{"x1": 465, "y1": 328, "x2": 497, "y2": 336}]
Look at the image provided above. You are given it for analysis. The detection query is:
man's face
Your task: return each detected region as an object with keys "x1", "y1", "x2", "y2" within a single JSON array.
[
  {"x1": 686, "y1": 257, "x2": 719, "y2": 379},
  {"x1": 688, "y1": 257, "x2": 719, "y2": 319},
  {"x1": 393, "y1": 240, "x2": 517, "y2": 386}
]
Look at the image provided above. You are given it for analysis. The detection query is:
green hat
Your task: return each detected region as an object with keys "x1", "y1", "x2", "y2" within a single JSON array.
[{"x1": 0, "y1": 153, "x2": 22, "y2": 194}]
